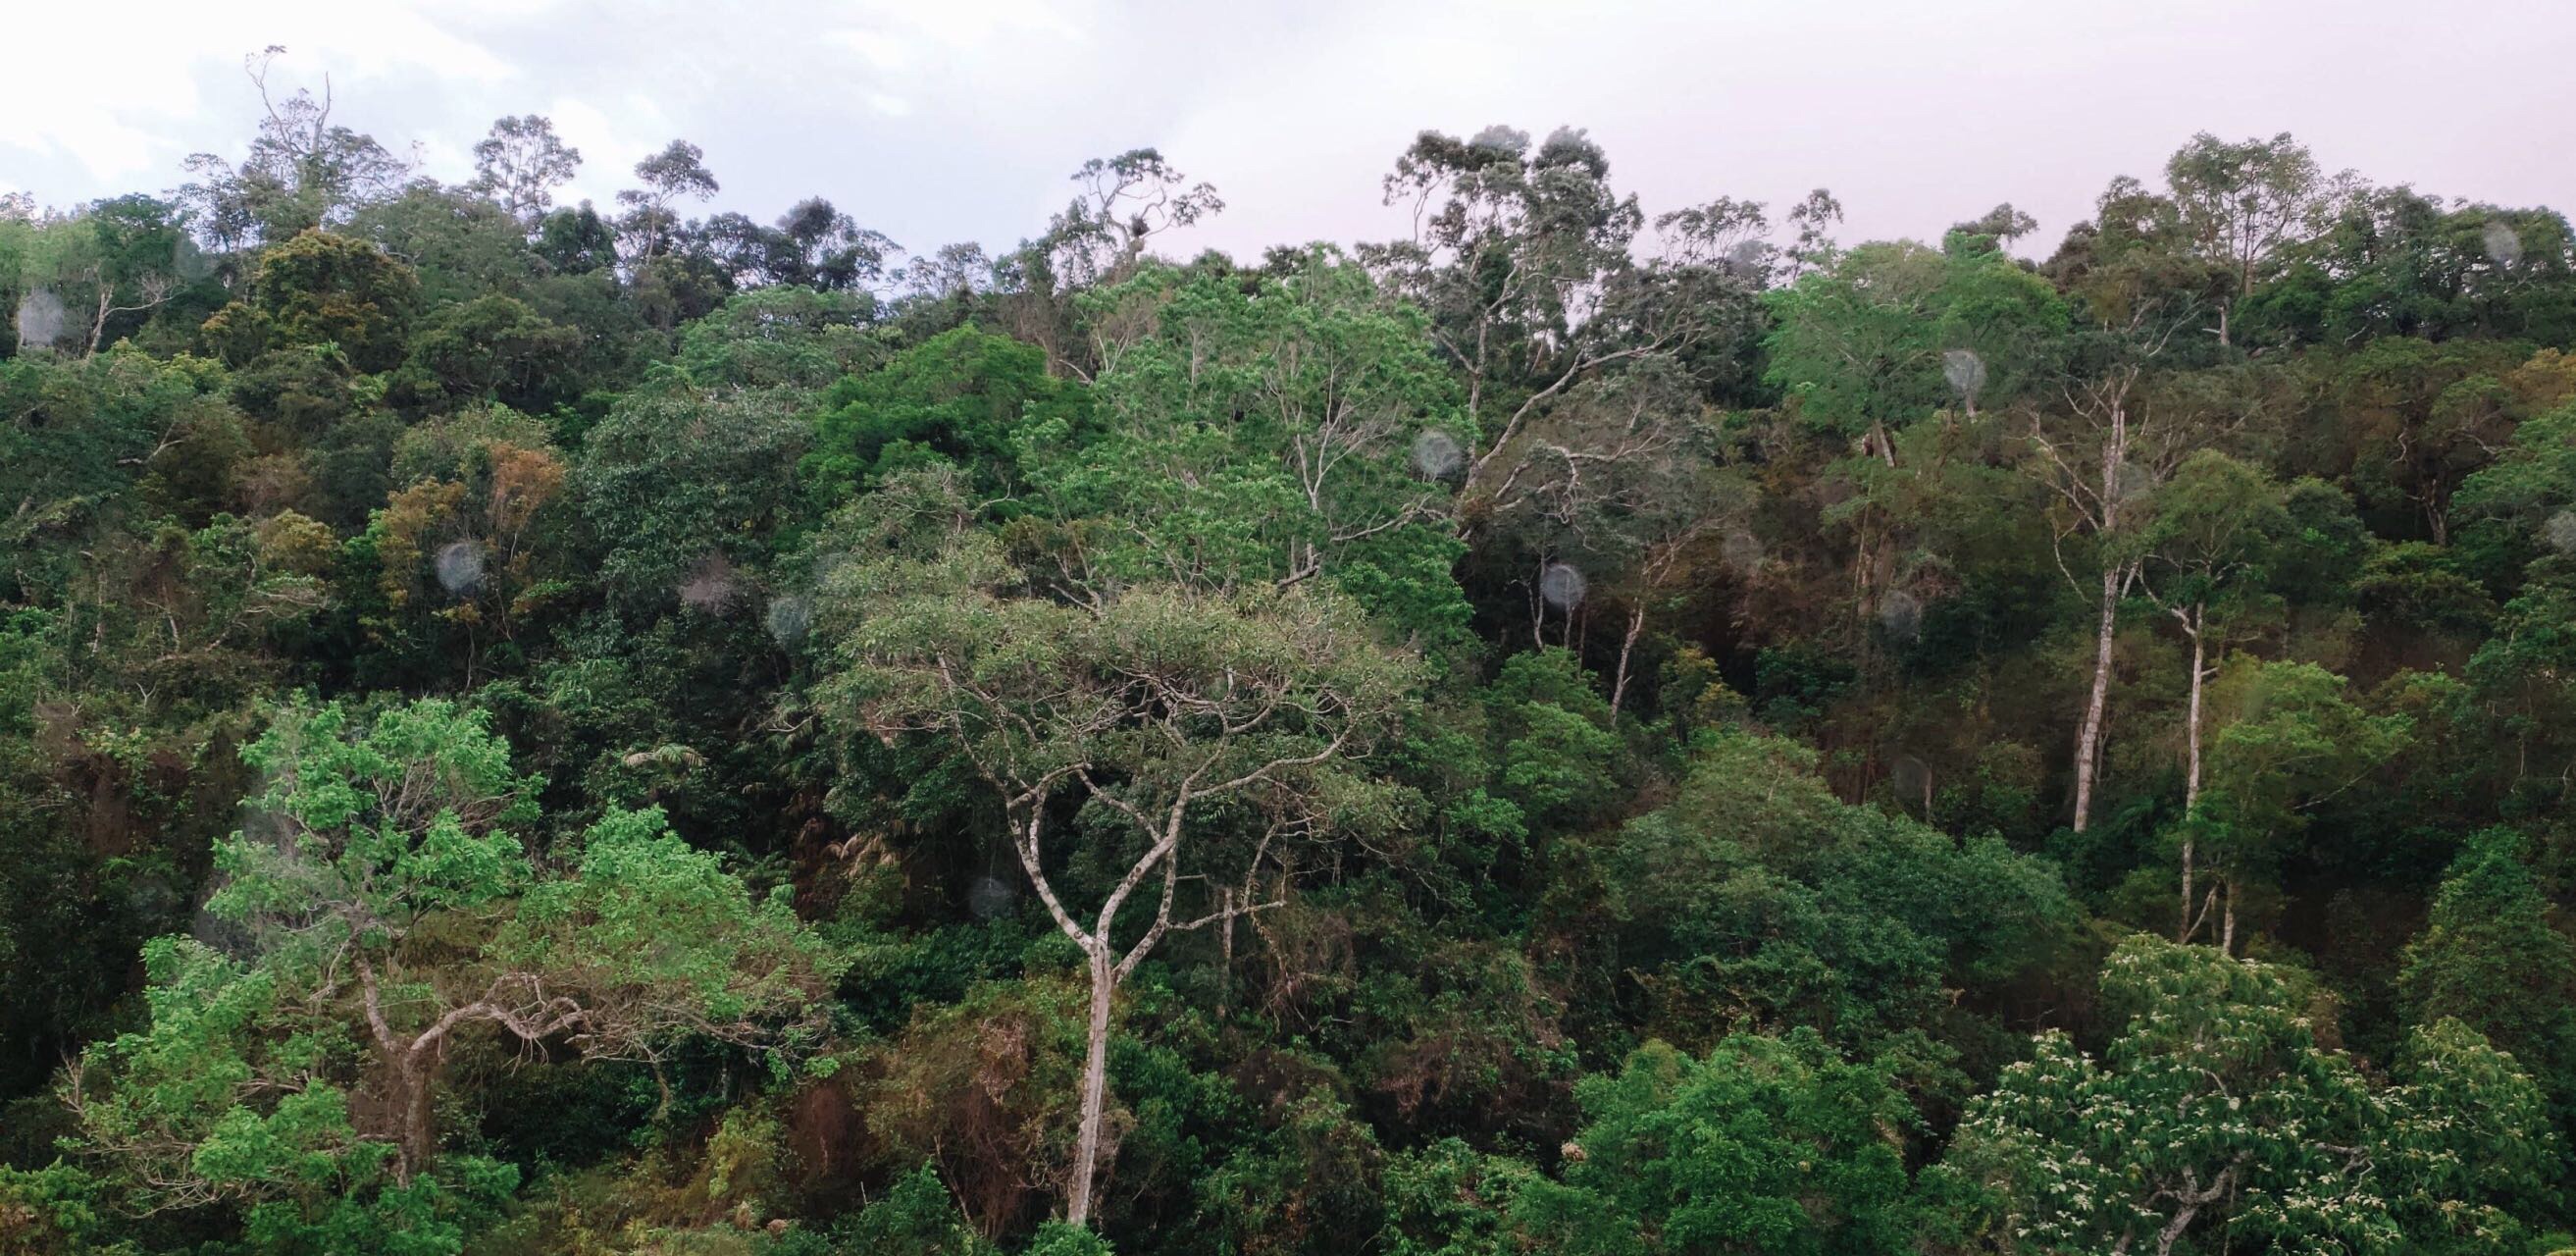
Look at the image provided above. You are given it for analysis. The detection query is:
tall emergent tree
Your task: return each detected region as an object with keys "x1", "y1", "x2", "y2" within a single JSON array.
[
  {"x1": 2026, "y1": 360, "x2": 2157, "y2": 835},
  {"x1": 2124, "y1": 449, "x2": 2294, "y2": 937},
  {"x1": 2163, "y1": 131, "x2": 2341, "y2": 345},
  {"x1": 469, "y1": 115, "x2": 582, "y2": 228}
]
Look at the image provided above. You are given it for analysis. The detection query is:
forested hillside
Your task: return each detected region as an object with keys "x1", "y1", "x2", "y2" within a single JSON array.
[{"x1": 6, "y1": 59, "x2": 2576, "y2": 1256}]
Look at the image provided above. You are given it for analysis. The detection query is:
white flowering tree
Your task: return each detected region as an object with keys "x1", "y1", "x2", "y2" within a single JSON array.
[{"x1": 1942, "y1": 935, "x2": 2557, "y2": 1255}]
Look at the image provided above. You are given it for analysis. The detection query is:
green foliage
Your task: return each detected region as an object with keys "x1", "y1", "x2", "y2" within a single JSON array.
[
  {"x1": 1567, "y1": 729, "x2": 2076, "y2": 1057},
  {"x1": 1945, "y1": 935, "x2": 2560, "y2": 1255},
  {"x1": 577, "y1": 385, "x2": 812, "y2": 605},
  {"x1": 61, "y1": 700, "x2": 836, "y2": 1250},
  {"x1": 803, "y1": 325, "x2": 1088, "y2": 502},
  {"x1": 1486, "y1": 650, "x2": 1626, "y2": 830},
  {"x1": 677, "y1": 287, "x2": 882, "y2": 391},
  {"x1": 2399, "y1": 828, "x2": 2576, "y2": 1109},
  {"x1": 210, "y1": 230, "x2": 421, "y2": 372},
  {"x1": 391, "y1": 293, "x2": 582, "y2": 413},
  {"x1": 14, "y1": 100, "x2": 2576, "y2": 1256},
  {"x1": 1026, "y1": 253, "x2": 1473, "y2": 647},
  {"x1": 816, "y1": 1164, "x2": 993, "y2": 1255},
  {"x1": 1566, "y1": 1032, "x2": 1910, "y2": 1255}
]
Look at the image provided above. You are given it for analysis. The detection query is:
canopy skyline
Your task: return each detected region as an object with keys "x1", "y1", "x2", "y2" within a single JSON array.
[{"x1": 9, "y1": 0, "x2": 2572, "y2": 264}]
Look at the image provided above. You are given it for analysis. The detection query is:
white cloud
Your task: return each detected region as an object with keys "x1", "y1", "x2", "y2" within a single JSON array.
[
  {"x1": 545, "y1": 95, "x2": 669, "y2": 210},
  {"x1": 4, "y1": 1, "x2": 520, "y2": 186}
]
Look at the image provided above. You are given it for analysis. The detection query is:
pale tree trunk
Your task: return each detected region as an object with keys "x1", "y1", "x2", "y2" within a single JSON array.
[
  {"x1": 1029, "y1": 788, "x2": 1209, "y2": 1229},
  {"x1": 1529, "y1": 556, "x2": 1548, "y2": 649},
  {"x1": 87, "y1": 285, "x2": 113, "y2": 358},
  {"x1": 2128, "y1": 1164, "x2": 2236, "y2": 1256},
  {"x1": 2178, "y1": 606, "x2": 2206, "y2": 943},
  {"x1": 2071, "y1": 559, "x2": 2133, "y2": 834},
  {"x1": 2068, "y1": 382, "x2": 2137, "y2": 836},
  {"x1": 2182, "y1": 609, "x2": 2207, "y2": 811},
  {"x1": 1608, "y1": 604, "x2": 1647, "y2": 714},
  {"x1": 1066, "y1": 944, "x2": 1117, "y2": 1228}
]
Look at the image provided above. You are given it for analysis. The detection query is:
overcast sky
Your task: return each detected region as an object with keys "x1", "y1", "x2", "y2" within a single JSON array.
[{"x1": 8, "y1": 0, "x2": 2574, "y2": 264}]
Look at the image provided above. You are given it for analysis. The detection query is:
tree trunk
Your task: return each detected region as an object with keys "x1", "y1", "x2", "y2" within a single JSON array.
[
  {"x1": 87, "y1": 286, "x2": 112, "y2": 358},
  {"x1": 1529, "y1": 556, "x2": 1548, "y2": 649},
  {"x1": 2183, "y1": 610, "x2": 2207, "y2": 811},
  {"x1": 2072, "y1": 560, "x2": 2130, "y2": 833},
  {"x1": 1216, "y1": 888, "x2": 1236, "y2": 1018},
  {"x1": 395, "y1": 1054, "x2": 437, "y2": 1182},
  {"x1": 2178, "y1": 609, "x2": 2206, "y2": 941},
  {"x1": 1066, "y1": 946, "x2": 1117, "y2": 1228},
  {"x1": 2156, "y1": 1203, "x2": 2199, "y2": 1256},
  {"x1": 1609, "y1": 604, "x2": 1647, "y2": 714}
]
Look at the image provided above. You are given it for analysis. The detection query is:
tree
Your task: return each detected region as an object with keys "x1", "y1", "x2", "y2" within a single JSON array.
[
  {"x1": 802, "y1": 324, "x2": 1090, "y2": 502},
  {"x1": 2025, "y1": 362, "x2": 2157, "y2": 835},
  {"x1": 2452, "y1": 379, "x2": 2576, "y2": 576},
  {"x1": 1564, "y1": 1032, "x2": 1911, "y2": 1255},
  {"x1": 709, "y1": 197, "x2": 900, "y2": 292},
  {"x1": 203, "y1": 229, "x2": 421, "y2": 373},
  {"x1": 1944, "y1": 934, "x2": 2557, "y2": 1256},
  {"x1": 2192, "y1": 658, "x2": 2410, "y2": 951},
  {"x1": 18, "y1": 198, "x2": 190, "y2": 358},
  {"x1": 1574, "y1": 727, "x2": 2076, "y2": 1055},
  {"x1": 394, "y1": 294, "x2": 581, "y2": 413},
  {"x1": 994, "y1": 149, "x2": 1222, "y2": 379},
  {"x1": 1027, "y1": 253, "x2": 1474, "y2": 647},
  {"x1": 902, "y1": 240, "x2": 996, "y2": 301},
  {"x1": 351, "y1": 185, "x2": 539, "y2": 306},
  {"x1": 2398, "y1": 828, "x2": 2576, "y2": 1102},
  {"x1": 2163, "y1": 131, "x2": 2342, "y2": 345},
  {"x1": 2123, "y1": 449, "x2": 2297, "y2": 937},
  {"x1": 468, "y1": 115, "x2": 581, "y2": 228},
  {"x1": 672, "y1": 286, "x2": 879, "y2": 390},
  {"x1": 1950, "y1": 202, "x2": 2039, "y2": 250},
  {"x1": 1764, "y1": 241, "x2": 1948, "y2": 465},
  {"x1": 816, "y1": 470, "x2": 1416, "y2": 1227},
  {"x1": 63, "y1": 699, "x2": 836, "y2": 1234},
  {"x1": 1364, "y1": 126, "x2": 1732, "y2": 516},
  {"x1": 1467, "y1": 357, "x2": 1732, "y2": 683},
  {"x1": 356, "y1": 410, "x2": 572, "y2": 678},
  {"x1": 1040, "y1": 149, "x2": 1222, "y2": 289},
  {"x1": 533, "y1": 201, "x2": 620, "y2": 276},
  {"x1": 616, "y1": 139, "x2": 720, "y2": 265},
  {"x1": 574, "y1": 383, "x2": 811, "y2": 610},
  {"x1": 180, "y1": 47, "x2": 410, "y2": 249}
]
